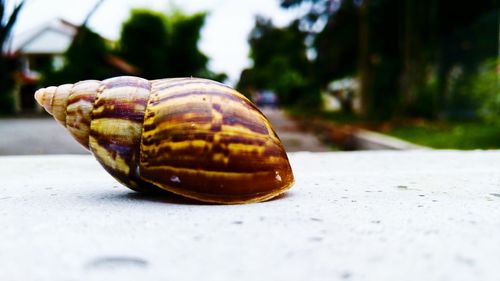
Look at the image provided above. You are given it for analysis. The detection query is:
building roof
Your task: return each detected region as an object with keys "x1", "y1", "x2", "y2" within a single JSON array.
[
  {"x1": 10, "y1": 18, "x2": 138, "y2": 76},
  {"x1": 11, "y1": 19, "x2": 78, "y2": 55}
]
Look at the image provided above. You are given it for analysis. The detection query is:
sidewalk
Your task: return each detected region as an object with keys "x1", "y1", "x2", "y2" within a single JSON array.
[
  {"x1": 261, "y1": 108, "x2": 329, "y2": 152},
  {"x1": 1, "y1": 151, "x2": 500, "y2": 280}
]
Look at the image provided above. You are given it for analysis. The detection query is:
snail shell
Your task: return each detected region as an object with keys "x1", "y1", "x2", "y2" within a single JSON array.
[{"x1": 34, "y1": 76, "x2": 294, "y2": 204}]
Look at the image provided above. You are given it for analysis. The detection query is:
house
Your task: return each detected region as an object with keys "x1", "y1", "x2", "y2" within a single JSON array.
[{"x1": 10, "y1": 18, "x2": 136, "y2": 113}]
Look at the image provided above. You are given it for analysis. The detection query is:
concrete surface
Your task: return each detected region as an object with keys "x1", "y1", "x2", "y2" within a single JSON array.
[
  {"x1": 0, "y1": 110, "x2": 328, "y2": 155},
  {"x1": 1, "y1": 150, "x2": 500, "y2": 281}
]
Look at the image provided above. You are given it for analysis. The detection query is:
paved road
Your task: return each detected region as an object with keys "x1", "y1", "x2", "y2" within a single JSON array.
[
  {"x1": 0, "y1": 118, "x2": 88, "y2": 155},
  {"x1": 260, "y1": 108, "x2": 329, "y2": 152},
  {"x1": 0, "y1": 109, "x2": 328, "y2": 155}
]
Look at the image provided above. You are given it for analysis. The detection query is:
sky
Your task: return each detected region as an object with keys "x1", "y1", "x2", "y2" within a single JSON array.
[{"x1": 8, "y1": 0, "x2": 303, "y2": 84}]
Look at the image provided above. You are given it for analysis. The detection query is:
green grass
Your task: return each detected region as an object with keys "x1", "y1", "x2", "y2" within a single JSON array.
[
  {"x1": 385, "y1": 122, "x2": 500, "y2": 150},
  {"x1": 287, "y1": 107, "x2": 500, "y2": 150}
]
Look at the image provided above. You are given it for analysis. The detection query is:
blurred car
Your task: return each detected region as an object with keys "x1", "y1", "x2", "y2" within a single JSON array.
[{"x1": 254, "y1": 90, "x2": 279, "y2": 108}]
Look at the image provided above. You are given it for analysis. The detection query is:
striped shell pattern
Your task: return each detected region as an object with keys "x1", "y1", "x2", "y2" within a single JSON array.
[{"x1": 34, "y1": 76, "x2": 294, "y2": 204}]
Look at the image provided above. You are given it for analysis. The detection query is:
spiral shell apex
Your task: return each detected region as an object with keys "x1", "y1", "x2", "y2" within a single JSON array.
[{"x1": 34, "y1": 76, "x2": 294, "y2": 204}]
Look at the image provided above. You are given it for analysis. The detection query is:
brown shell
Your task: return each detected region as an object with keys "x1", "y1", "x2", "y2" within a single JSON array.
[{"x1": 34, "y1": 76, "x2": 294, "y2": 204}]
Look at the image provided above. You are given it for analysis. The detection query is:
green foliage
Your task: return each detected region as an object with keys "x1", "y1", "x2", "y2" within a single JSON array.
[
  {"x1": 408, "y1": 67, "x2": 439, "y2": 118},
  {"x1": 313, "y1": 0, "x2": 359, "y2": 86},
  {"x1": 238, "y1": 17, "x2": 320, "y2": 109},
  {"x1": 280, "y1": 0, "x2": 340, "y2": 31},
  {"x1": 44, "y1": 27, "x2": 115, "y2": 86},
  {"x1": 0, "y1": 0, "x2": 24, "y2": 114},
  {"x1": 471, "y1": 58, "x2": 500, "y2": 123},
  {"x1": 249, "y1": 18, "x2": 309, "y2": 71},
  {"x1": 281, "y1": 0, "x2": 498, "y2": 120},
  {"x1": 117, "y1": 8, "x2": 217, "y2": 79},
  {"x1": 167, "y1": 10, "x2": 208, "y2": 77},
  {"x1": 42, "y1": 8, "x2": 224, "y2": 86},
  {"x1": 357, "y1": 0, "x2": 405, "y2": 120},
  {"x1": 119, "y1": 9, "x2": 170, "y2": 78},
  {"x1": 386, "y1": 121, "x2": 500, "y2": 150}
]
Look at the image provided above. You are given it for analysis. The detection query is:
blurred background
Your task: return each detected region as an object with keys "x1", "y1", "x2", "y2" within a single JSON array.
[{"x1": 0, "y1": 0, "x2": 499, "y2": 154}]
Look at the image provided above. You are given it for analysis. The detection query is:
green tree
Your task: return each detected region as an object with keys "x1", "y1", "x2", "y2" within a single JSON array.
[
  {"x1": 281, "y1": 0, "x2": 499, "y2": 120},
  {"x1": 0, "y1": 0, "x2": 24, "y2": 114},
  {"x1": 167, "y1": 11, "x2": 209, "y2": 77},
  {"x1": 470, "y1": 58, "x2": 500, "y2": 123},
  {"x1": 117, "y1": 8, "x2": 223, "y2": 80},
  {"x1": 313, "y1": 0, "x2": 359, "y2": 87},
  {"x1": 238, "y1": 17, "x2": 320, "y2": 108},
  {"x1": 118, "y1": 9, "x2": 170, "y2": 79},
  {"x1": 357, "y1": 0, "x2": 402, "y2": 119},
  {"x1": 44, "y1": 27, "x2": 115, "y2": 86}
]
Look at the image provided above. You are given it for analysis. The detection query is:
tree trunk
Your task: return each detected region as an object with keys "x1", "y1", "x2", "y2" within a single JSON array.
[
  {"x1": 399, "y1": 0, "x2": 437, "y2": 118},
  {"x1": 358, "y1": 0, "x2": 372, "y2": 118}
]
